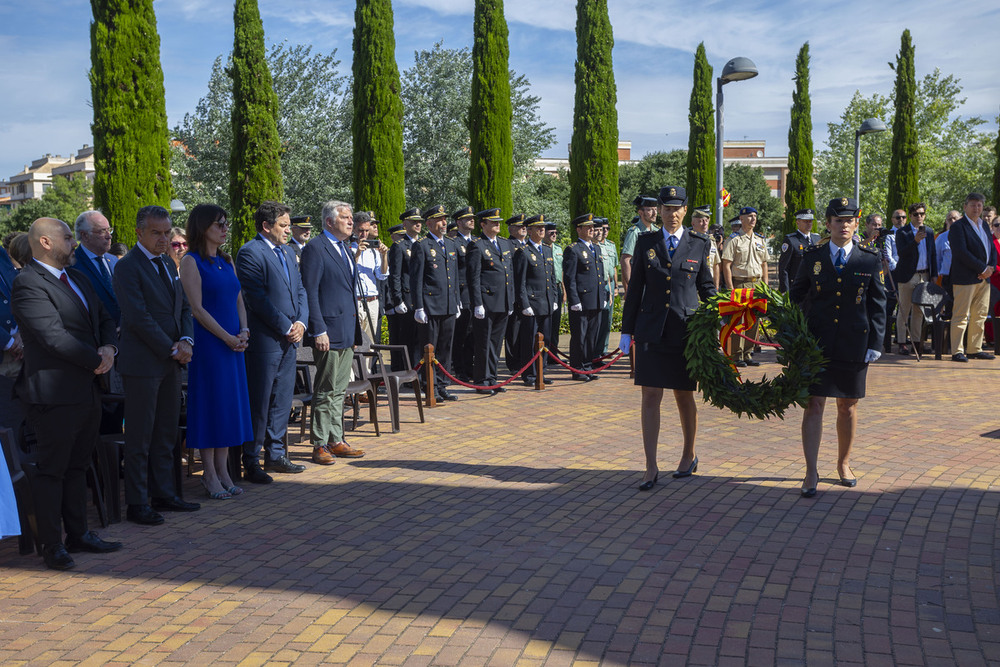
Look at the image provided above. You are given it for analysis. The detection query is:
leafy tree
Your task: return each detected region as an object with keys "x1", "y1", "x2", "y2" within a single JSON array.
[
  {"x1": 994, "y1": 122, "x2": 1000, "y2": 208},
  {"x1": 618, "y1": 150, "x2": 686, "y2": 232},
  {"x1": 784, "y1": 42, "x2": 815, "y2": 234},
  {"x1": 569, "y1": 0, "x2": 619, "y2": 241},
  {"x1": 513, "y1": 169, "x2": 571, "y2": 241},
  {"x1": 886, "y1": 29, "x2": 919, "y2": 216},
  {"x1": 172, "y1": 45, "x2": 352, "y2": 222},
  {"x1": 229, "y1": 0, "x2": 283, "y2": 249},
  {"x1": 724, "y1": 163, "x2": 783, "y2": 240},
  {"x1": 468, "y1": 0, "x2": 513, "y2": 216},
  {"x1": 353, "y1": 0, "x2": 406, "y2": 234},
  {"x1": 685, "y1": 43, "x2": 715, "y2": 226},
  {"x1": 0, "y1": 174, "x2": 94, "y2": 237},
  {"x1": 89, "y1": 0, "x2": 172, "y2": 246}
]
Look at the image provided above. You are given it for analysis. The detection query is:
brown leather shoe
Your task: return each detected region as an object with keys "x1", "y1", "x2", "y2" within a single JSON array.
[
  {"x1": 330, "y1": 442, "x2": 365, "y2": 458},
  {"x1": 312, "y1": 445, "x2": 336, "y2": 465}
]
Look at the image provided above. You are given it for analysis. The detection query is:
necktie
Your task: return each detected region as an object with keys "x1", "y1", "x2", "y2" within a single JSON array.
[
  {"x1": 667, "y1": 235, "x2": 677, "y2": 259},
  {"x1": 338, "y1": 241, "x2": 353, "y2": 268},
  {"x1": 835, "y1": 247, "x2": 846, "y2": 274},
  {"x1": 152, "y1": 256, "x2": 174, "y2": 294},
  {"x1": 273, "y1": 245, "x2": 290, "y2": 282},
  {"x1": 94, "y1": 255, "x2": 112, "y2": 284},
  {"x1": 59, "y1": 272, "x2": 88, "y2": 310}
]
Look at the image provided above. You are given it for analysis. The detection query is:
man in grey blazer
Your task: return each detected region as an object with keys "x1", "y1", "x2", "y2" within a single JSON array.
[
  {"x1": 113, "y1": 206, "x2": 199, "y2": 526},
  {"x1": 237, "y1": 201, "x2": 309, "y2": 482}
]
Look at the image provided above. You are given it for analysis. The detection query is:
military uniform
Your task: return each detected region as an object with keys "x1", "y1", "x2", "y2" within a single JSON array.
[
  {"x1": 387, "y1": 209, "x2": 421, "y2": 370},
  {"x1": 450, "y1": 207, "x2": 476, "y2": 381},
  {"x1": 546, "y1": 223, "x2": 565, "y2": 357},
  {"x1": 514, "y1": 215, "x2": 558, "y2": 384},
  {"x1": 467, "y1": 210, "x2": 515, "y2": 389},
  {"x1": 504, "y1": 215, "x2": 527, "y2": 373},
  {"x1": 722, "y1": 225, "x2": 771, "y2": 362},
  {"x1": 563, "y1": 214, "x2": 609, "y2": 380}
]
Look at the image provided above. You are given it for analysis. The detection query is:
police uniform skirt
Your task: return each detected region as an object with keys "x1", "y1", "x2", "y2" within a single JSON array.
[
  {"x1": 634, "y1": 341, "x2": 696, "y2": 391},
  {"x1": 810, "y1": 359, "x2": 868, "y2": 399}
]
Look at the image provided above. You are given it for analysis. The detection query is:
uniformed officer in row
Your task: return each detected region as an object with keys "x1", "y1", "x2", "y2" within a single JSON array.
[
  {"x1": 777, "y1": 208, "x2": 820, "y2": 292},
  {"x1": 595, "y1": 218, "x2": 619, "y2": 355},
  {"x1": 387, "y1": 208, "x2": 422, "y2": 370},
  {"x1": 467, "y1": 209, "x2": 515, "y2": 395},
  {"x1": 450, "y1": 206, "x2": 477, "y2": 382},
  {"x1": 288, "y1": 216, "x2": 312, "y2": 261},
  {"x1": 504, "y1": 214, "x2": 527, "y2": 373},
  {"x1": 563, "y1": 213, "x2": 609, "y2": 381},
  {"x1": 545, "y1": 222, "x2": 565, "y2": 355},
  {"x1": 513, "y1": 215, "x2": 558, "y2": 386},
  {"x1": 621, "y1": 195, "x2": 660, "y2": 293},
  {"x1": 721, "y1": 205, "x2": 771, "y2": 366},
  {"x1": 410, "y1": 205, "x2": 461, "y2": 402},
  {"x1": 690, "y1": 206, "x2": 721, "y2": 289}
]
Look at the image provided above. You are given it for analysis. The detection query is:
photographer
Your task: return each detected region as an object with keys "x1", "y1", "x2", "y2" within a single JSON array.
[
  {"x1": 352, "y1": 211, "x2": 389, "y2": 342},
  {"x1": 893, "y1": 203, "x2": 937, "y2": 355}
]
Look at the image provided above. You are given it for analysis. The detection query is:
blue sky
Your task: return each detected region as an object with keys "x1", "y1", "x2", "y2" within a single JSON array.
[{"x1": 0, "y1": 0, "x2": 997, "y2": 181}]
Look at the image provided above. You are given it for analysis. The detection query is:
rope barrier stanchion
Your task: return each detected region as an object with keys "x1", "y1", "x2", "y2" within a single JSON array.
[
  {"x1": 535, "y1": 333, "x2": 545, "y2": 391},
  {"x1": 423, "y1": 344, "x2": 436, "y2": 408}
]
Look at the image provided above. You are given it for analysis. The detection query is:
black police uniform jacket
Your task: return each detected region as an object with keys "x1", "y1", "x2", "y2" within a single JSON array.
[
  {"x1": 622, "y1": 229, "x2": 716, "y2": 343},
  {"x1": 777, "y1": 230, "x2": 820, "y2": 292},
  {"x1": 562, "y1": 239, "x2": 608, "y2": 311},
  {"x1": 514, "y1": 241, "x2": 557, "y2": 314},
  {"x1": 388, "y1": 235, "x2": 416, "y2": 310},
  {"x1": 410, "y1": 235, "x2": 460, "y2": 316},
  {"x1": 467, "y1": 235, "x2": 515, "y2": 314},
  {"x1": 455, "y1": 235, "x2": 473, "y2": 309},
  {"x1": 790, "y1": 242, "x2": 887, "y2": 363}
]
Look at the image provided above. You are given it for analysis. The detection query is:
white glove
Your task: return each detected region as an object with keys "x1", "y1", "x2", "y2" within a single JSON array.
[
  {"x1": 396, "y1": 302, "x2": 408, "y2": 315},
  {"x1": 474, "y1": 305, "x2": 485, "y2": 319},
  {"x1": 455, "y1": 307, "x2": 461, "y2": 317},
  {"x1": 570, "y1": 303, "x2": 582, "y2": 312},
  {"x1": 864, "y1": 348, "x2": 882, "y2": 363},
  {"x1": 414, "y1": 308, "x2": 428, "y2": 324},
  {"x1": 602, "y1": 301, "x2": 608, "y2": 309},
  {"x1": 553, "y1": 302, "x2": 559, "y2": 313},
  {"x1": 522, "y1": 307, "x2": 535, "y2": 317},
  {"x1": 508, "y1": 310, "x2": 513, "y2": 316},
  {"x1": 619, "y1": 334, "x2": 632, "y2": 352}
]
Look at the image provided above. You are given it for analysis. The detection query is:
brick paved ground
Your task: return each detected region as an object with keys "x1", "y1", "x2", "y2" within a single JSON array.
[{"x1": 2, "y1": 339, "x2": 999, "y2": 665}]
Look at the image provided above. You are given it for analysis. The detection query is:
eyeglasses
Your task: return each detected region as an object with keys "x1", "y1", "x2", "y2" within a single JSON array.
[
  {"x1": 88, "y1": 227, "x2": 114, "y2": 236},
  {"x1": 171, "y1": 241, "x2": 188, "y2": 249},
  {"x1": 213, "y1": 220, "x2": 230, "y2": 230},
  {"x1": 912, "y1": 211, "x2": 926, "y2": 217}
]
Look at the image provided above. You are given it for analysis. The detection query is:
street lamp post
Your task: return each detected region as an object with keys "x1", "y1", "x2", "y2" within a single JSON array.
[
  {"x1": 715, "y1": 57, "x2": 759, "y2": 231},
  {"x1": 853, "y1": 117, "x2": 888, "y2": 209}
]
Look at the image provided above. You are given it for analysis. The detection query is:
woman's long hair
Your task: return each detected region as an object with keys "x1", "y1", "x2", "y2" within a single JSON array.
[{"x1": 185, "y1": 204, "x2": 232, "y2": 264}]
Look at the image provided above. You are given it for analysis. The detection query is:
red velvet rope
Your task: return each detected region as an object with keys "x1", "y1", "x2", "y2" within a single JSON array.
[
  {"x1": 433, "y1": 350, "x2": 543, "y2": 390},
  {"x1": 544, "y1": 348, "x2": 625, "y2": 374}
]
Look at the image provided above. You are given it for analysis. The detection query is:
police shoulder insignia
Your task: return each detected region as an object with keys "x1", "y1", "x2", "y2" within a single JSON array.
[
  {"x1": 813, "y1": 261, "x2": 822, "y2": 275},
  {"x1": 781, "y1": 242, "x2": 789, "y2": 252},
  {"x1": 647, "y1": 248, "x2": 656, "y2": 260}
]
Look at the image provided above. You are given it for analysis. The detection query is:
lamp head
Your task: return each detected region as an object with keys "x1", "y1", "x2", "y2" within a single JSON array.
[
  {"x1": 857, "y1": 117, "x2": 889, "y2": 136},
  {"x1": 720, "y1": 57, "x2": 759, "y2": 83}
]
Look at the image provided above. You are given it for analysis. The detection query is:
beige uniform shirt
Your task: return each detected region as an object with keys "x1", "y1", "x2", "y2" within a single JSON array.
[
  {"x1": 707, "y1": 241, "x2": 721, "y2": 270},
  {"x1": 722, "y1": 232, "x2": 770, "y2": 279}
]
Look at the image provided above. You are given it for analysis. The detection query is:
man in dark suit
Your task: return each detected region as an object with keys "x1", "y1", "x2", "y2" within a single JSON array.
[
  {"x1": 563, "y1": 213, "x2": 608, "y2": 381},
  {"x1": 467, "y1": 208, "x2": 515, "y2": 395},
  {"x1": 0, "y1": 245, "x2": 23, "y2": 430},
  {"x1": 947, "y1": 192, "x2": 997, "y2": 362},
  {"x1": 12, "y1": 217, "x2": 122, "y2": 569},
  {"x1": 451, "y1": 207, "x2": 477, "y2": 382},
  {"x1": 301, "y1": 200, "x2": 364, "y2": 464},
  {"x1": 893, "y1": 202, "x2": 937, "y2": 354},
  {"x1": 114, "y1": 205, "x2": 199, "y2": 526},
  {"x1": 237, "y1": 201, "x2": 309, "y2": 482},
  {"x1": 410, "y1": 205, "x2": 460, "y2": 401},
  {"x1": 72, "y1": 211, "x2": 120, "y2": 323},
  {"x1": 387, "y1": 209, "x2": 422, "y2": 370},
  {"x1": 620, "y1": 187, "x2": 716, "y2": 489},
  {"x1": 777, "y1": 209, "x2": 820, "y2": 292},
  {"x1": 514, "y1": 214, "x2": 558, "y2": 386}
]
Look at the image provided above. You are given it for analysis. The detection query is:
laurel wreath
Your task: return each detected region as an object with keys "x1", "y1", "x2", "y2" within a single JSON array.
[{"x1": 684, "y1": 281, "x2": 826, "y2": 420}]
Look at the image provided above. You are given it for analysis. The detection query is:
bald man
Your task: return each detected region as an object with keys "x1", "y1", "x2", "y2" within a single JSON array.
[{"x1": 11, "y1": 218, "x2": 122, "y2": 570}]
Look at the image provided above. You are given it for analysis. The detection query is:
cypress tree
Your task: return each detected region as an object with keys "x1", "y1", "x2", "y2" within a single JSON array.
[
  {"x1": 229, "y1": 0, "x2": 283, "y2": 249},
  {"x1": 468, "y1": 0, "x2": 513, "y2": 217},
  {"x1": 569, "y1": 0, "x2": 619, "y2": 241},
  {"x1": 993, "y1": 123, "x2": 1000, "y2": 208},
  {"x1": 886, "y1": 29, "x2": 919, "y2": 215},
  {"x1": 353, "y1": 0, "x2": 406, "y2": 240},
  {"x1": 89, "y1": 0, "x2": 172, "y2": 247},
  {"x1": 684, "y1": 43, "x2": 715, "y2": 226},
  {"x1": 784, "y1": 42, "x2": 815, "y2": 234}
]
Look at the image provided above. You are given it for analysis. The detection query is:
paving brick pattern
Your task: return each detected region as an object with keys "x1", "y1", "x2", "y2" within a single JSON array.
[{"x1": 2, "y1": 342, "x2": 1000, "y2": 665}]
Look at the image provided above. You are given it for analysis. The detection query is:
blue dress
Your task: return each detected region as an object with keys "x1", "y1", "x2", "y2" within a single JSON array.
[{"x1": 186, "y1": 252, "x2": 253, "y2": 449}]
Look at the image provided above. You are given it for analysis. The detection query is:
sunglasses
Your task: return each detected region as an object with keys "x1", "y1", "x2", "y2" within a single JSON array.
[
  {"x1": 171, "y1": 241, "x2": 187, "y2": 249},
  {"x1": 992, "y1": 223, "x2": 1000, "y2": 229}
]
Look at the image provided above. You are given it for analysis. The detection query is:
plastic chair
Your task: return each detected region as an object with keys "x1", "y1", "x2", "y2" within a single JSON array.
[
  {"x1": 367, "y1": 337, "x2": 424, "y2": 432},
  {"x1": 910, "y1": 281, "x2": 950, "y2": 360}
]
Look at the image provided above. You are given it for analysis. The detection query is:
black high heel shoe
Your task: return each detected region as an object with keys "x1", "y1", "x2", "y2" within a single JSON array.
[
  {"x1": 638, "y1": 473, "x2": 659, "y2": 491},
  {"x1": 672, "y1": 457, "x2": 698, "y2": 479}
]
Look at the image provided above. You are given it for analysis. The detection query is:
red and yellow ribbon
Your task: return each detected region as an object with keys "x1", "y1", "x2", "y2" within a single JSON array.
[{"x1": 718, "y1": 287, "x2": 768, "y2": 350}]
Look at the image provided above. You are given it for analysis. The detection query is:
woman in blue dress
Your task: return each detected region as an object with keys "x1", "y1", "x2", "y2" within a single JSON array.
[{"x1": 179, "y1": 204, "x2": 253, "y2": 499}]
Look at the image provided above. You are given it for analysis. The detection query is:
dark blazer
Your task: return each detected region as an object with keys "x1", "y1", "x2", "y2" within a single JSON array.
[
  {"x1": 11, "y1": 261, "x2": 115, "y2": 405},
  {"x1": 894, "y1": 224, "x2": 937, "y2": 283},
  {"x1": 73, "y1": 245, "x2": 120, "y2": 322},
  {"x1": 0, "y1": 247, "x2": 17, "y2": 349},
  {"x1": 113, "y1": 246, "x2": 193, "y2": 377},
  {"x1": 455, "y1": 235, "x2": 473, "y2": 309},
  {"x1": 301, "y1": 233, "x2": 361, "y2": 350},
  {"x1": 790, "y1": 242, "x2": 887, "y2": 362},
  {"x1": 563, "y1": 240, "x2": 608, "y2": 311},
  {"x1": 514, "y1": 241, "x2": 558, "y2": 314},
  {"x1": 288, "y1": 238, "x2": 304, "y2": 262},
  {"x1": 236, "y1": 235, "x2": 309, "y2": 354},
  {"x1": 410, "y1": 235, "x2": 460, "y2": 316},
  {"x1": 777, "y1": 231, "x2": 820, "y2": 292},
  {"x1": 621, "y1": 229, "x2": 716, "y2": 343},
  {"x1": 947, "y1": 215, "x2": 998, "y2": 286},
  {"x1": 467, "y1": 235, "x2": 515, "y2": 314},
  {"x1": 387, "y1": 235, "x2": 416, "y2": 310}
]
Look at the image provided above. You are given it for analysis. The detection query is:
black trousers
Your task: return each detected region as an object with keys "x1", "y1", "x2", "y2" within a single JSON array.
[
  {"x1": 504, "y1": 312, "x2": 521, "y2": 373},
  {"x1": 569, "y1": 308, "x2": 601, "y2": 374},
  {"x1": 452, "y1": 307, "x2": 475, "y2": 380},
  {"x1": 473, "y1": 311, "x2": 508, "y2": 383},
  {"x1": 25, "y1": 387, "x2": 101, "y2": 544},
  {"x1": 518, "y1": 312, "x2": 551, "y2": 381},
  {"x1": 550, "y1": 286, "x2": 564, "y2": 355},
  {"x1": 418, "y1": 314, "x2": 456, "y2": 392}
]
